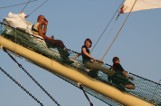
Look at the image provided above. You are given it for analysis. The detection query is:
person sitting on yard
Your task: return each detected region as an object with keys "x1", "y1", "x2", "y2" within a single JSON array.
[
  {"x1": 32, "y1": 15, "x2": 73, "y2": 64},
  {"x1": 111, "y1": 57, "x2": 135, "y2": 90},
  {"x1": 81, "y1": 38, "x2": 114, "y2": 77}
]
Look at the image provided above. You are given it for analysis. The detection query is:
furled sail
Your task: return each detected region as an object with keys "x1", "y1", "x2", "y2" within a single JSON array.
[{"x1": 120, "y1": 0, "x2": 161, "y2": 13}]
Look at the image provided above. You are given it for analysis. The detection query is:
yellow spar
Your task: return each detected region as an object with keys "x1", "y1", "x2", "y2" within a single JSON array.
[{"x1": 0, "y1": 36, "x2": 154, "y2": 106}]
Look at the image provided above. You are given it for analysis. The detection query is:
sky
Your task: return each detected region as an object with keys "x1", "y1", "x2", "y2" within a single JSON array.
[{"x1": 0, "y1": 0, "x2": 161, "y2": 106}]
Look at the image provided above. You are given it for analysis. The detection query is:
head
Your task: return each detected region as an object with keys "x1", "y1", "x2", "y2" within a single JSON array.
[
  {"x1": 113, "y1": 57, "x2": 120, "y2": 64},
  {"x1": 37, "y1": 15, "x2": 47, "y2": 23},
  {"x1": 84, "y1": 38, "x2": 92, "y2": 48}
]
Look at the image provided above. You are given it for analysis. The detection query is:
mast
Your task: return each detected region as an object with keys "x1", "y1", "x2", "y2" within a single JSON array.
[{"x1": 0, "y1": 36, "x2": 154, "y2": 106}]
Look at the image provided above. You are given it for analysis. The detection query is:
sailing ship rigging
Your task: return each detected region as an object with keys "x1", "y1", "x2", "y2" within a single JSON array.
[{"x1": 0, "y1": 0, "x2": 161, "y2": 106}]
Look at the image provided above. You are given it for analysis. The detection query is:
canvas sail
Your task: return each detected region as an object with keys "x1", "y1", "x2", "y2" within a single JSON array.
[{"x1": 120, "y1": 0, "x2": 161, "y2": 13}]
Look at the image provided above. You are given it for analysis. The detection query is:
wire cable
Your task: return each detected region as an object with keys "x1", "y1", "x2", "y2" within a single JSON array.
[
  {"x1": 27, "y1": 0, "x2": 48, "y2": 18},
  {"x1": 80, "y1": 85, "x2": 93, "y2": 106},
  {"x1": 4, "y1": 48, "x2": 60, "y2": 106},
  {"x1": 0, "y1": 0, "x2": 37, "y2": 9},
  {"x1": 21, "y1": 0, "x2": 32, "y2": 12},
  {"x1": 101, "y1": 0, "x2": 137, "y2": 61},
  {"x1": 0, "y1": 66, "x2": 44, "y2": 106},
  {"x1": 91, "y1": 0, "x2": 125, "y2": 53}
]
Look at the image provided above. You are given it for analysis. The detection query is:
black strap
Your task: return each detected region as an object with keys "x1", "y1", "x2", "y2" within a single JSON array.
[{"x1": 31, "y1": 24, "x2": 38, "y2": 32}]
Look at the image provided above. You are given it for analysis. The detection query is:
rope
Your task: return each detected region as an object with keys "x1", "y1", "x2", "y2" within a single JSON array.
[
  {"x1": 101, "y1": 0, "x2": 137, "y2": 61},
  {"x1": 3, "y1": 48, "x2": 61, "y2": 106},
  {"x1": 80, "y1": 85, "x2": 93, "y2": 106},
  {"x1": 91, "y1": 0, "x2": 125, "y2": 53},
  {"x1": 0, "y1": 0, "x2": 37, "y2": 9},
  {"x1": 27, "y1": 0, "x2": 48, "y2": 18},
  {"x1": 0, "y1": 66, "x2": 44, "y2": 106},
  {"x1": 95, "y1": 18, "x2": 116, "y2": 58},
  {"x1": 21, "y1": 0, "x2": 32, "y2": 12}
]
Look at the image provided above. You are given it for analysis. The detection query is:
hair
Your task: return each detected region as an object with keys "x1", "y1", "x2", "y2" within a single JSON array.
[
  {"x1": 113, "y1": 57, "x2": 119, "y2": 63},
  {"x1": 84, "y1": 38, "x2": 92, "y2": 47},
  {"x1": 37, "y1": 15, "x2": 44, "y2": 22}
]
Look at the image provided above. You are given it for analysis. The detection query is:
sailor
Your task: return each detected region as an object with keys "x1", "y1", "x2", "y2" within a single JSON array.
[
  {"x1": 32, "y1": 15, "x2": 73, "y2": 64},
  {"x1": 111, "y1": 57, "x2": 135, "y2": 90},
  {"x1": 81, "y1": 38, "x2": 114, "y2": 77}
]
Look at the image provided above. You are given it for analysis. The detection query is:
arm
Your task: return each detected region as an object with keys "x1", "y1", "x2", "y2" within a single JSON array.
[
  {"x1": 37, "y1": 23, "x2": 48, "y2": 39},
  {"x1": 38, "y1": 21, "x2": 54, "y2": 40},
  {"x1": 115, "y1": 64, "x2": 129, "y2": 77},
  {"x1": 120, "y1": 65, "x2": 129, "y2": 77},
  {"x1": 122, "y1": 71, "x2": 129, "y2": 77},
  {"x1": 43, "y1": 20, "x2": 48, "y2": 34},
  {"x1": 82, "y1": 47, "x2": 96, "y2": 61}
]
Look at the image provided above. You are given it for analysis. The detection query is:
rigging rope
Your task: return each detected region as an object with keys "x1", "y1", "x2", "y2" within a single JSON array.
[
  {"x1": 101, "y1": 0, "x2": 137, "y2": 61},
  {"x1": 3, "y1": 48, "x2": 60, "y2": 106},
  {"x1": 21, "y1": 0, "x2": 32, "y2": 12},
  {"x1": 80, "y1": 85, "x2": 93, "y2": 106},
  {"x1": 0, "y1": 66, "x2": 44, "y2": 106},
  {"x1": 95, "y1": 18, "x2": 117, "y2": 58},
  {"x1": 0, "y1": 0, "x2": 37, "y2": 9},
  {"x1": 91, "y1": 0, "x2": 125, "y2": 53},
  {"x1": 27, "y1": 0, "x2": 48, "y2": 18}
]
